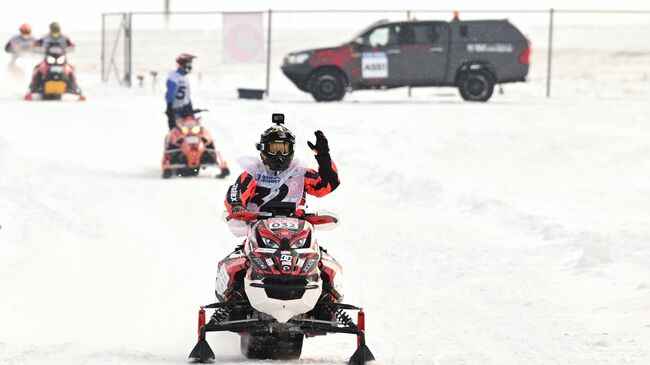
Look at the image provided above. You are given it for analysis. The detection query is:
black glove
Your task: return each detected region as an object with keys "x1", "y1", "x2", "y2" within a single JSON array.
[
  {"x1": 307, "y1": 130, "x2": 329, "y2": 156},
  {"x1": 231, "y1": 204, "x2": 247, "y2": 213}
]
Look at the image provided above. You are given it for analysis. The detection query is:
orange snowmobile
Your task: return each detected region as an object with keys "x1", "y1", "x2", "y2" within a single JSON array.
[{"x1": 161, "y1": 109, "x2": 230, "y2": 179}]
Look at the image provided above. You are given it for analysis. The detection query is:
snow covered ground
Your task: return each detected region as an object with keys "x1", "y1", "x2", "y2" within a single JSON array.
[{"x1": 2, "y1": 22, "x2": 650, "y2": 365}]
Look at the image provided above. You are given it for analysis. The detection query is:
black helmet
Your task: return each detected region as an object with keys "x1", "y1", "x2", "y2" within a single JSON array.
[
  {"x1": 256, "y1": 114, "x2": 295, "y2": 171},
  {"x1": 176, "y1": 53, "x2": 196, "y2": 72}
]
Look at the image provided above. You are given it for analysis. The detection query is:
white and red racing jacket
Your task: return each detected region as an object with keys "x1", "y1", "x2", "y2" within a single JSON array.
[{"x1": 225, "y1": 155, "x2": 339, "y2": 214}]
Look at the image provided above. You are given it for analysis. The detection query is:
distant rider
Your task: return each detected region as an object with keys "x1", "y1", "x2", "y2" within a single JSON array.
[
  {"x1": 161, "y1": 54, "x2": 228, "y2": 178},
  {"x1": 219, "y1": 116, "x2": 340, "y2": 298},
  {"x1": 4, "y1": 24, "x2": 36, "y2": 60},
  {"x1": 29, "y1": 22, "x2": 80, "y2": 94},
  {"x1": 165, "y1": 53, "x2": 196, "y2": 130},
  {"x1": 34, "y1": 22, "x2": 75, "y2": 52}
]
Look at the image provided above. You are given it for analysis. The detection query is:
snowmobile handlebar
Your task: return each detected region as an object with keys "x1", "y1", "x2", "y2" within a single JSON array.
[{"x1": 226, "y1": 211, "x2": 339, "y2": 226}]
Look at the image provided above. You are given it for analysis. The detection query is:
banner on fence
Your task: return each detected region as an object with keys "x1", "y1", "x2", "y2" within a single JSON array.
[{"x1": 222, "y1": 12, "x2": 265, "y2": 64}]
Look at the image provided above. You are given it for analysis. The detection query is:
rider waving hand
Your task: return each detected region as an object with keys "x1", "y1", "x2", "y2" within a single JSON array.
[{"x1": 225, "y1": 115, "x2": 339, "y2": 215}]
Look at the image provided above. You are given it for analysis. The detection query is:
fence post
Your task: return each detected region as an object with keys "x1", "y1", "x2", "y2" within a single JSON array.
[
  {"x1": 124, "y1": 13, "x2": 133, "y2": 87},
  {"x1": 546, "y1": 8, "x2": 554, "y2": 98},
  {"x1": 407, "y1": 10, "x2": 412, "y2": 98},
  {"x1": 101, "y1": 14, "x2": 106, "y2": 82},
  {"x1": 265, "y1": 9, "x2": 272, "y2": 97}
]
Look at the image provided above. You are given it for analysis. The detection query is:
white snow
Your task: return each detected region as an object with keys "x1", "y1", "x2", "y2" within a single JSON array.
[{"x1": 1, "y1": 6, "x2": 650, "y2": 365}]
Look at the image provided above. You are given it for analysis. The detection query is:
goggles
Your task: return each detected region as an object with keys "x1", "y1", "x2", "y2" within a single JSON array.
[{"x1": 263, "y1": 141, "x2": 292, "y2": 156}]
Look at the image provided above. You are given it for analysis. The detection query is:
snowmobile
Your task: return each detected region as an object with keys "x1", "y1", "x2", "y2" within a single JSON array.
[
  {"x1": 24, "y1": 45, "x2": 85, "y2": 101},
  {"x1": 161, "y1": 109, "x2": 230, "y2": 179},
  {"x1": 189, "y1": 202, "x2": 375, "y2": 364}
]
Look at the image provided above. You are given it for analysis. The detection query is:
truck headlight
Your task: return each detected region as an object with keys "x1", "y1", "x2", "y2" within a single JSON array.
[{"x1": 288, "y1": 53, "x2": 309, "y2": 64}]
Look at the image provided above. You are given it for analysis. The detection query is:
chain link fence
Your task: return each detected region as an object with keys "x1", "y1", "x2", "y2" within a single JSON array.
[{"x1": 101, "y1": 9, "x2": 650, "y2": 100}]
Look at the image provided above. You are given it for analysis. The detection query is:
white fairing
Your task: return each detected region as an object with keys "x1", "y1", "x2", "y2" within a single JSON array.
[{"x1": 244, "y1": 277, "x2": 322, "y2": 323}]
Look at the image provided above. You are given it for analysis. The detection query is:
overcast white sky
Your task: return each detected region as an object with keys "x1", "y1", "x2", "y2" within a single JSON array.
[{"x1": 1, "y1": 0, "x2": 649, "y2": 34}]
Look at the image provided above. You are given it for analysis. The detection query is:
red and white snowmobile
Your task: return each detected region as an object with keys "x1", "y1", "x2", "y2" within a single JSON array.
[
  {"x1": 24, "y1": 45, "x2": 85, "y2": 101},
  {"x1": 189, "y1": 202, "x2": 375, "y2": 364}
]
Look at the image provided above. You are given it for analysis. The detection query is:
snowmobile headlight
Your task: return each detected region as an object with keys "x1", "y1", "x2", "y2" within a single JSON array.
[
  {"x1": 56, "y1": 56, "x2": 66, "y2": 65},
  {"x1": 261, "y1": 237, "x2": 278, "y2": 248},
  {"x1": 181, "y1": 126, "x2": 190, "y2": 134},
  {"x1": 47, "y1": 56, "x2": 56, "y2": 64},
  {"x1": 294, "y1": 238, "x2": 307, "y2": 248},
  {"x1": 289, "y1": 53, "x2": 309, "y2": 64},
  {"x1": 191, "y1": 125, "x2": 201, "y2": 134}
]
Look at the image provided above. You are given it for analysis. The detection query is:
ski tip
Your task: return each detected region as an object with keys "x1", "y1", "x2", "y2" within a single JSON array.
[
  {"x1": 189, "y1": 338, "x2": 215, "y2": 363},
  {"x1": 23, "y1": 93, "x2": 33, "y2": 101},
  {"x1": 78, "y1": 95, "x2": 87, "y2": 102},
  {"x1": 348, "y1": 344, "x2": 376, "y2": 365}
]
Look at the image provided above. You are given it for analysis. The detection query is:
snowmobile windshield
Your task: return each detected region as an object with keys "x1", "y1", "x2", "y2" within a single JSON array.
[{"x1": 266, "y1": 141, "x2": 292, "y2": 156}]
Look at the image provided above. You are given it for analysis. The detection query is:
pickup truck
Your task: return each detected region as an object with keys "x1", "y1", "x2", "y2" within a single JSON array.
[{"x1": 281, "y1": 18, "x2": 530, "y2": 102}]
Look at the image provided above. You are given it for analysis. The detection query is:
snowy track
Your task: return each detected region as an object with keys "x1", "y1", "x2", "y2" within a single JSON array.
[{"x1": 1, "y1": 63, "x2": 650, "y2": 365}]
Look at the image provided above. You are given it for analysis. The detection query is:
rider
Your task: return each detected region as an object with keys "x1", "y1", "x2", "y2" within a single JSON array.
[
  {"x1": 165, "y1": 53, "x2": 195, "y2": 130},
  {"x1": 4, "y1": 24, "x2": 36, "y2": 59},
  {"x1": 162, "y1": 54, "x2": 227, "y2": 178},
  {"x1": 29, "y1": 22, "x2": 80, "y2": 94},
  {"x1": 226, "y1": 120, "x2": 338, "y2": 214},
  {"x1": 220, "y1": 115, "x2": 339, "y2": 298},
  {"x1": 34, "y1": 22, "x2": 75, "y2": 51}
]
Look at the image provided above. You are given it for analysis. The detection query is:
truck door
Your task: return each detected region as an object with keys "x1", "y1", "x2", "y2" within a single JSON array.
[
  {"x1": 393, "y1": 22, "x2": 449, "y2": 85},
  {"x1": 352, "y1": 24, "x2": 404, "y2": 87}
]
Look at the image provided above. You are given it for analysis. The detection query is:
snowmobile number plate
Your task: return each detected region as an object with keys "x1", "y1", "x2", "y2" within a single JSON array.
[
  {"x1": 268, "y1": 218, "x2": 299, "y2": 230},
  {"x1": 44, "y1": 81, "x2": 66, "y2": 94},
  {"x1": 49, "y1": 66, "x2": 64, "y2": 73},
  {"x1": 185, "y1": 136, "x2": 199, "y2": 144}
]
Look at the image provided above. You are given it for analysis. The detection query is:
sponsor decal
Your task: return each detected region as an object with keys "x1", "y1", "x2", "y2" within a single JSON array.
[
  {"x1": 255, "y1": 248, "x2": 277, "y2": 254},
  {"x1": 265, "y1": 258, "x2": 274, "y2": 266},
  {"x1": 280, "y1": 254, "x2": 292, "y2": 271},
  {"x1": 302, "y1": 259, "x2": 316, "y2": 273},
  {"x1": 467, "y1": 43, "x2": 513, "y2": 53},
  {"x1": 229, "y1": 184, "x2": 238, "y2": 201},
  {"x1": 295, "y1": 248, "x2": 316, "y2": 254},
  {"x1": 252, "y1": 256, "x2": 267, "y2": 269},
  {"x1": 280, "y1": 254, "x2": 292, "y2": 262},
  {"x1": 362, "y1": 52, "x2": 388, "y2": 79},
  {"x1": 255, "y1": 174, "x2": 283, "y2": 184}
]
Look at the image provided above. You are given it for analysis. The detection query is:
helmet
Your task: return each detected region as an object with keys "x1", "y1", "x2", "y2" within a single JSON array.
[
  {"x1": 19, "y1": 23, "x2": 31, "y2": 35},
  {"x1": 256, "y1": 117, "x2": 295, "y2": 172},
  {"x1": 176, "y1": 53, "x2": 196, "y2": 72},
  {"x1": 49, "y1": 22, "x2": 61, "y2": 38}
]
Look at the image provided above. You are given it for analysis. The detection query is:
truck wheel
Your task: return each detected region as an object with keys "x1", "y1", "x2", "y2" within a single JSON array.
[
  {"x1": 241, "y1": 333, "x2": 303, "y2": 360},
  {"x1": 458, "y1": 71, "x2": 494, "y2": 102},
  {"x1": 309, "y1": 69, "x2": 345, "y2": 102}
]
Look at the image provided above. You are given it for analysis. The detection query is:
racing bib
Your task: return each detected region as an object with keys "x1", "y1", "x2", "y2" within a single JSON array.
[{"x1": 237, "y1": 156, "x2": 306, "y2": 212}]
